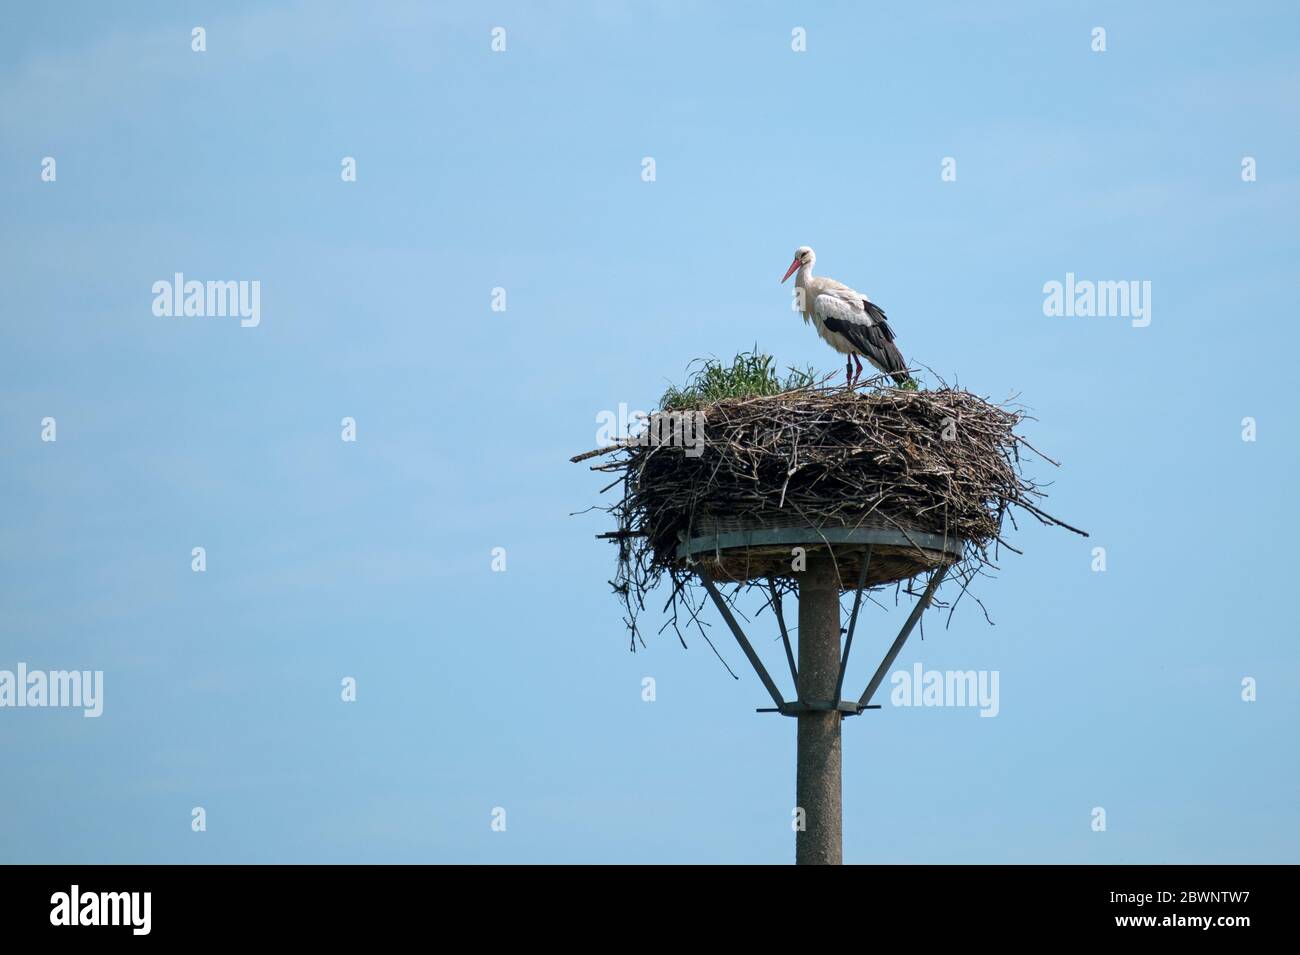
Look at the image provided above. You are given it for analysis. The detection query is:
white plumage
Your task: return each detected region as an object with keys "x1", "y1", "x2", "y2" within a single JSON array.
[{"x1": 781, "y1": 246, "x2": 910, "y2": 387}]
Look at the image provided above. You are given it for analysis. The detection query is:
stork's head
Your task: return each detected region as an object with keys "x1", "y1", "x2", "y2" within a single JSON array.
[{"x1": 781, "y1": 246, "x2": 814, "y2": 283}]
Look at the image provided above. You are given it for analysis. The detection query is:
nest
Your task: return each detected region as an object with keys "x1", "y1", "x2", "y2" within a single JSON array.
[{"x1": 573, "y1": 381, "x2": 1084, "y2": 649}]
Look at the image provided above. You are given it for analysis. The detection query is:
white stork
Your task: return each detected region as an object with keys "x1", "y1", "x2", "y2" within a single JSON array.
[{"x1": 781, "y1": 246, "x2": 911, "y2": 388}]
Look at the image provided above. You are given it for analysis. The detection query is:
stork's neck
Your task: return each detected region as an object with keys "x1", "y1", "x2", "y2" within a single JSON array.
[{"x1": 796, "y1": 262, "x2": 815, "y2": 287}]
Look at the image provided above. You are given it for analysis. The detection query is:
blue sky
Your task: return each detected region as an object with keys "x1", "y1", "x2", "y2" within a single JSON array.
[{"x1": 1, "y1": 0, "x2": 1297, "y2": 863}]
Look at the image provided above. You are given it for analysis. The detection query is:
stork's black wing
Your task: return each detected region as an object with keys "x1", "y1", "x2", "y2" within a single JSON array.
[{"x1": 816, "y1": 294, "x2": 909, "y2": 384}]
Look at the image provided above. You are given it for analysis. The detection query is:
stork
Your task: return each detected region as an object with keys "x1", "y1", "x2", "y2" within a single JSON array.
[{"x1": 781, "y1": 246, "x2": 912, "y2": 388}]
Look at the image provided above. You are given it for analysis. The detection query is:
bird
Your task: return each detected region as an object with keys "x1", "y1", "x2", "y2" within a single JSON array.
[{"x1": 781, "y1": 246, "x2": 912, "y2": 388}]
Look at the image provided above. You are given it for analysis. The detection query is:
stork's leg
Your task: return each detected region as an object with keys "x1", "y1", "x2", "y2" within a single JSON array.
[
  {"x1": 852, "y1": 354, "x2": 864, "y2": 387},
  {"x1": 846, "y1": 355, "x2": 854, "y2": 388}
]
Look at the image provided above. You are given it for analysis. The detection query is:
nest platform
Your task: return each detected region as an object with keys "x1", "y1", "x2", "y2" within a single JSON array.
[
  {"x1": 677, "y1": 513, "x2": 963, "y2": 588},
  {"x1": 573, "y1": 381, "x2": 1082, "y2": 642}
]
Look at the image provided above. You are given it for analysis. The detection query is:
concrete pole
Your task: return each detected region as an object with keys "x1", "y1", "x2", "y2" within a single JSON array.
[{"x1": 796, "y1": 550, "x2": 842, "y2": 865}]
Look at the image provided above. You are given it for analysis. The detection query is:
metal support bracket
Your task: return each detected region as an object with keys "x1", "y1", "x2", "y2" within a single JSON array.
[
  {"x1": 699, "y1": 563, "x2": 950, "y2": 719},
  {"x1": 832, "y1": 545, "x2": 872, "y2": 705},
  {"x1": 858, "y1": 566, "x2": 949, "y2": 709},
  {"x1": 757, "y1": 700, "x2": 879, "y2": 718},
  {"x1": 699, "y1": 568, "x2": 788, "y2": 711},
  {"x1": 768, "y1": 577, "x2": 798, "y2": 688}
]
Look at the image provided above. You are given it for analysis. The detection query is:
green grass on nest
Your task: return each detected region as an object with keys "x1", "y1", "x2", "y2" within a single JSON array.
[
  {"x1": 659, "y1": 349, "x2": 919, "y2": 410},
  {"x1": 658, "y1": 350, "x2": 820, "y2": 411}
]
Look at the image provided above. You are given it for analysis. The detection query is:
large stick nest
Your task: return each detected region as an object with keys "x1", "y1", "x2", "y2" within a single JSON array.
[{"x1": 573, "y1": 380, "x2": 1084, "y2": 649}]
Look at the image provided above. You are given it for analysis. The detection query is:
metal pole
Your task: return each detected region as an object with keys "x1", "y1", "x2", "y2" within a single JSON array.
[{"x1": 796, "y1": 551, "x2": 842, "y2": 865}]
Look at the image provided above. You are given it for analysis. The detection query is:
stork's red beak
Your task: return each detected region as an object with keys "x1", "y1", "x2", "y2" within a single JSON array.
[{"x1": 781, "y1": 257, "x2": 801, "y2": 283}]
